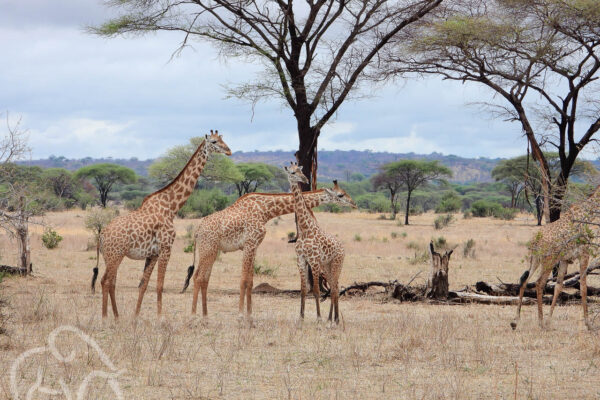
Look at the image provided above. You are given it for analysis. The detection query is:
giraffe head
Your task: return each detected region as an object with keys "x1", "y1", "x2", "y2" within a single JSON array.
[
  {"x1": 323, "y1": 180, "x2": 357, "y2": 208},
  {"x1": 204, "y1": 130, "x2": 232, "y2": 156},
  {"x1": 284, "y1": 162, "x2": 309, "y2": 184}
]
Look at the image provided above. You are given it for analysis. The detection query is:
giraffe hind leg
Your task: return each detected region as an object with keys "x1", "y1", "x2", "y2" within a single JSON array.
[
  {"x1": 511, "y1": 256, "x2": 538, "y2": 330},
  {"x1": 549, "y1": 261, "x2": 567, "y2": 320}
]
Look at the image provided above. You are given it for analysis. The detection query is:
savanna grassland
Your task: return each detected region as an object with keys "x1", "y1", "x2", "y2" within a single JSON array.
[{"x1": 1, "y1": 210, "x2": 599, "y2": 399}]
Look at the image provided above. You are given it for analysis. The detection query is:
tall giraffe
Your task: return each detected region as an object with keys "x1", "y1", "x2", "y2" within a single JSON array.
[
  {"x1": 182, "y1": 181, "x2": 356, "y2": 319},
  {"x1": 284, "y1": 162, "x2": 351, "y2": 323},
  {"x1": 94, "y1": 131, "x2": 231, "y2": 318},
  {"x1": 511, "y1": 185, "x2": 600, "y2": 330}
]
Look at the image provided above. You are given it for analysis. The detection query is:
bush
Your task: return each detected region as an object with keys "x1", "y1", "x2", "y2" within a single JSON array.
[
  {"x1": 253, "y1": 263, "x2": 276, "y2": 276},
  {"x1": 355, "y1": 193, "x2": 390, "y2": 213},
  {"x1": 391, "y1": 232, "x2": 398, "y2": 239},
  {"x1": 120, "y1": 189, "x2": 149, "y2": 201},
  {"x1": 178, "y1": 189, "x2": 230, "y2": 218},
  {"x1": 434, "y1": 214, "x2": 454, "y2": 230},
  {"x1": 432, "y1": 236, "x2": 447, "y2": 250},
  {"x1": 493, "y1": 206, "x2": 517, "y2": 220},
  {"x1": 125, "y1": 197, "x2": 143, "y2": 210},
  {"x1": 287, "y1": 231, "x2": 296, "y2": 241},
  {"x1": 435, "y1": 192, "x2": 462, "y2": 213},
  {"x1": 463, "y1": 210, "x2": 472, "y2": 219},
  {"x1": 183, "y1": 243, "x2": 194, "y2": 253},
  {"x1": 463, "y1": 239, "x2": 476, "y2": 258},
  {"x1": 409, "y1": 205, "x2": 424, "y2": 216},
  {"x1": 354, "y1": 234, "x2": 362, "y2": 242},
  {"x1": 470, "y1": 200, "x2": 502, "y2": 217},
  {"x1": 319, "y1": 203, "x2": 345, "y2": 213},
  {"x1": 42, "y1": 228, "x2": 63, "y2": 249}
]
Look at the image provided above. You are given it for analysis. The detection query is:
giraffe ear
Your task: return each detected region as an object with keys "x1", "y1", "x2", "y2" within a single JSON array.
[{"x1": 205, "y1": 134, "x2": 209, "y2": 139}]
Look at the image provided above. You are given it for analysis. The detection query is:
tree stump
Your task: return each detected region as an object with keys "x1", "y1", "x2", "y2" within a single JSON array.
[{"x1": 425, "y1": 242, "x2": 453, "y2": 299}]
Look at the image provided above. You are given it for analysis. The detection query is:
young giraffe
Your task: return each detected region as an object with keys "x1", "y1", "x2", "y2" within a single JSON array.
[
  {"x1": 94, "y1": 131, "x2": 231, "y2": 318},
  {"x1": 511, "y1": 185, "x2": 600, "y2": 330},
  {"x1": 284, "y1": 162, "x2": 351, "y2": 323},
  {"x1": 183, "y1": 181, "x2": 356, "y2": 319}
]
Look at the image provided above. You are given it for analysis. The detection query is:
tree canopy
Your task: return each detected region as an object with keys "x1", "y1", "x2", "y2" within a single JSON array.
[
  {"x1": 234, "y1": 163, "x2": 274, "y2": 197},
  {"x1": 387, "y1": 0, "x2": 600, "y2": 222},
  {"x1": 93, "y1": 0, "x2": 442, "y2": 190},
  {"x1": 374, "y1": 160, "x2": 451, "y2": 224},
  {"x1": 75, "y1": 164, "x2": 137, "y2": 207},
  {"x1": 148, "y1": 137, "x2": 242, "y2": 187}
]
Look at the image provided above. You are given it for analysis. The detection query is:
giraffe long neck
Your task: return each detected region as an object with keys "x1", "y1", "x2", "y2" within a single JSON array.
[
  {"x1": 289, "y1": 179, "x2": 319, "y2": 237},
  {"x1": 142, "y1": 141, "x2": 209, "y2": 215},
  {"x1": 168, "y1": 142, "x2": 209, "y2": 211},
  {"x1": 262, "y1": 190, "x2": 326, "y2": 220}
]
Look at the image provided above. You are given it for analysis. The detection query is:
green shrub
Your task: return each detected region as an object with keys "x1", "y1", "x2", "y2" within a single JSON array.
[
  {"x1": 253, "y1": 263, "x2": 276, "y2": 276},
  {"x1": 42, "y1": 228, "x2": 63, "y2": 249},
  {"x1": 434, "y1": 214, "x2": 454, "y2": 230},
  {"x1": 391, "y1": 232, "x2": 398, "y2": 239},
  {"x1": 463, "y1": 239, "x2": 476, "y2": 258},
  {"x1": 125, "y1": 197, "x2": 143, "y2": 210},
  {"x1": 407, "y1": 241, "x2": 421, "y2": 250},
  {"x1": 470, "y1": 200, "x2": 502, "y2": 217},
  {"x1": 318, "y1": 203, "x2": 346, "y2": 213},
  {"x1": 355, "y1": 193, "x2": 390, "y2": 213},
  {"x1": 178, "y1": 189, "x2": 230, "y2": 218},
  {"x1": 409, "y1": 205, "x2": 424, "y2": 216},
  {"x1": 493, "y1": 207, "x2": 517, "y2": 220},
  {"x1": 435, "y1": 192, "x2": 462, "y2": 213},
  {"x1": 120, "y1": 189, "x2": 150, "y2": 201},
  {"x1": 354, "y1": 234, "x2": 362, "y2": 242},
  {"x1": 432, "y1": 236, "x2": 447, "y2": 250},
  {"x1": 463, "y1": 210, "x2": 472, "y2": 219}
]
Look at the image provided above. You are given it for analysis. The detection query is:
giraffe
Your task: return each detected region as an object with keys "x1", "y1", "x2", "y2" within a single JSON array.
[
  {"x1": 511, "y1": 185, "x2": 600, "y2": 330},
  {"x1": 182, "y1": 180, "x2": 356, "y2": 319},
  {"x1": 94, "y1": 130, "x2": 231, "y2": 318},
  {"x1": 284, "y1": 162, "x2": 352, "y2": 324}
]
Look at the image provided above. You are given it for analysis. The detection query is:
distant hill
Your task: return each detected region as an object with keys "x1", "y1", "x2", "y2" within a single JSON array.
[
  {"x1": 230, "y1": 150, "x2": 500, "y2": 183},
  {"x1": 21, "y1": 150, "x2": 595, "y2": 184}
]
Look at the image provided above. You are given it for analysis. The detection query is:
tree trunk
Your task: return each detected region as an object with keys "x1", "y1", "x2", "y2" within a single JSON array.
[
  {"x1": 390, "y1": 191, "x2": 397, "y2": 220},
  {"x1": 404, "y1": 191, "x2": 412, "y2": 226},
  {"x1": 426, "y1": 243, "x2": 451, "y2": 299},
  {"x1": 296, "y1": 122, "x2": 319, "y2": 192},
  {"x1": 535, "y1": 195, "x2": 543, "y2": 226},
  {"x1": 17, "y1": 196, "x2": 31, "y2": 274}
]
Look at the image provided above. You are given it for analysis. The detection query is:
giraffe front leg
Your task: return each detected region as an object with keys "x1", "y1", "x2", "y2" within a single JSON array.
[
  {"x1": 155, "y1": 249, "x2": 173, "y2": 317},
  {"x1": 297, "y1": 254, "x2": 308, "y2": 320},
  {"x1": 549, "y1": 261, "x2": 567, "y2": 320},
  {"x1": 135, "y1": 256, "x2": 158, "y2": 316},
  {"x1": 311, "y1": 262, "x2": 322, "y2": 321},
  {"x1": 241, "y1": 243, "x2": 259, "y2": 319},
  {"x1": 536, "y1": 269, "x2": 551, "y2": 329},
  {"x1": 580, "y1": 254, "x2": 590, "y2": 330}
]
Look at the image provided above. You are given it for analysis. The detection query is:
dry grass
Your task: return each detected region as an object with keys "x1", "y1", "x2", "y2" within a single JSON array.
[{"x1": 0, "y1": 209, "x2": 599, "y2": 399}]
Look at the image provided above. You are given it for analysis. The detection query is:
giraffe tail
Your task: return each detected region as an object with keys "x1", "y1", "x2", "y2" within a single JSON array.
[
  {"x1": 181, "y1": 239, "x2": 196, "y2": 293},
  {"x1": 91, "y1": 239, "x2": 100, "y2": 294}
]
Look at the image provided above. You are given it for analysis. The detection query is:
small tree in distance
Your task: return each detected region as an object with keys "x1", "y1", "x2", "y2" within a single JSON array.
[
  {"x1": 75, "y1": 164, "x2": 137, "y2": 207},
  {"x1": 234, "y1": 163, "x2": 274, "y2": 197},
  {"x1": 375, "y1": 160, "x2": 452, "y2": 225}
]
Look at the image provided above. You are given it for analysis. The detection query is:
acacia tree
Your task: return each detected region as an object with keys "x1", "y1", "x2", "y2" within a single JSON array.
[
  {"x1": 148, "y1": 136, "x2": 242, "y2": 186},
  {"x1": 492, "y1": 153, "x2": 596, "y2": 225},
  {"x1": 387, "y1": 0, "x2": 600, "y2": 222},
  {"x1": 93, "y1": 0, "x2": 442, "y2": 190},
  {"x1": 376, "y1": 160, "x2": 451, "y2": 224},
  {"x1": 75, "y1": 164, "x2": 137, "y2": 207},
  {"x1": 0, "y1": 114, "x2": 34, "y2": 273},
  {"x1": 372, "y1": 167, "x2": 403, "y2": 220},
  {"x1": 234, "y1": 163, "x2": 274, "y2": 197}
]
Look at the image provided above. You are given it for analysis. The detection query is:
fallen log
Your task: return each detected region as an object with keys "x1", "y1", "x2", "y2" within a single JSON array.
[
  {"x1": 0, "y1": 265, "x2": 27, "y2": 275},
  {"x1": 450, "y1": 291, "x2": 536, "y2": 305}
]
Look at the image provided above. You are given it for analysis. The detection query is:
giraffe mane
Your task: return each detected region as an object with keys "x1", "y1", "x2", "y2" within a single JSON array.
[{"x1": 141, "y1": 140, "x2": 207, "y2": 206}]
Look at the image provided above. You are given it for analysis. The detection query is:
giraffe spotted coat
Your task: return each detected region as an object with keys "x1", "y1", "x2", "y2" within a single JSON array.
[
  {"x1": 95, "y1": 131, "x2": 231, "y2": 318},
  {"x1": 187, "y1": 183, "x2": 356, "y2": 318}
]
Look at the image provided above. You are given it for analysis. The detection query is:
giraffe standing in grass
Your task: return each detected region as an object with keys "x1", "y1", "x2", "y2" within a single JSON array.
[
  {"x1": 284, "y1": 162, "x2": 353, "y2": 323},
  {"x1": 93, "y1": 131, "x2": 231, "y2": 318},
  {"x1": 182, "y1": 181, "x2": 356, "y2": 319},
  {"x1": 511, "y1": 185, "x2": 600, "y2": 330}
]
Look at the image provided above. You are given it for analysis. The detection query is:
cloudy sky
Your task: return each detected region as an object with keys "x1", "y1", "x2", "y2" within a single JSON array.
[{"x1": 1, "y1": 0, "x2": 529, "y2": 160}]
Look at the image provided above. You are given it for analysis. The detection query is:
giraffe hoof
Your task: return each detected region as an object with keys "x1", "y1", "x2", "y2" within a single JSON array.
[{"x1": 510, "y1": 321, "x2": 517, "y2": 330}]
